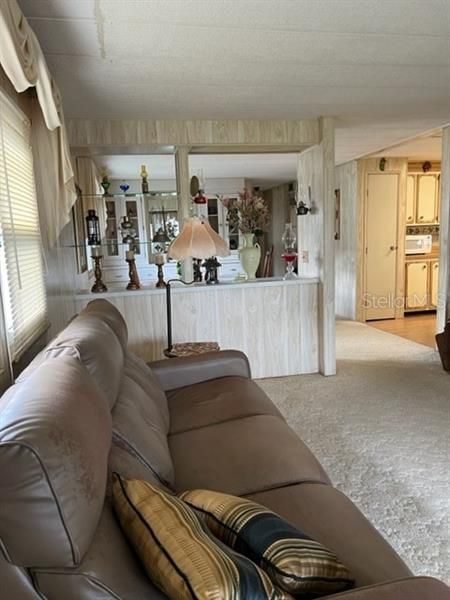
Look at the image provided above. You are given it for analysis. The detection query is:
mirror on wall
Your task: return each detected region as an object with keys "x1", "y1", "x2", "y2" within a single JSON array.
[{"x1": 187, "y1": 153, "x2": 298, "y2": 278}]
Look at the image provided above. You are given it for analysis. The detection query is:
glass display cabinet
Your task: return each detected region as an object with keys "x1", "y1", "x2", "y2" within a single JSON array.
[{"x1": 81, "y1": 192, "x2": 180, "y2": 284}]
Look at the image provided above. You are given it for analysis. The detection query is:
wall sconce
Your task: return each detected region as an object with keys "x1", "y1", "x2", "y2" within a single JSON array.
[
  {"x1": 296, "y1": 184, "x2": 312, "y2": 216},
  {"x1": 379, "y1": 157, "x2": 387, "y2": 171}
]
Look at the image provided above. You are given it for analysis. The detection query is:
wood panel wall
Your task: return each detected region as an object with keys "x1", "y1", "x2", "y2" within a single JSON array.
[
  {"x1": 335, "y1": 161, "x2": 359, "y2": 319},
  {"x1": 264, "y1": 183, "x2": 293, "y2": 277},
  {"x1": 67, "y1": 119, "x2": 320, "y2": 148},
  {"x1": 75, "y1": 281, "x2": 320, "y2": 378},
  {"x1": 296, "y1": 118, "x2": 336, "y2": 375}
]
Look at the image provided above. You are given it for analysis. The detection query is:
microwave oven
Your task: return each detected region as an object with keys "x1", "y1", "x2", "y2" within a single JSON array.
[{"x1": 405, "y1": 234, "x2": 433, "y2": 255}]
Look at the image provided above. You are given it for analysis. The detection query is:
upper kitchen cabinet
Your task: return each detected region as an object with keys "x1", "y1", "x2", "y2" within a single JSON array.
[
  {"x1": 406, "y1": 175, "x2": 416, "y2": 224},
  {"x1": 407, "y1": 172, "x2": 440, "y2": 225}
]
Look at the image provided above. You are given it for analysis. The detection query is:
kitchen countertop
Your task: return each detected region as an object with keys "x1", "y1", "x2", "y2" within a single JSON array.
[{"x1": 405, "y1": 246, "x2": 440, "y2": 262}]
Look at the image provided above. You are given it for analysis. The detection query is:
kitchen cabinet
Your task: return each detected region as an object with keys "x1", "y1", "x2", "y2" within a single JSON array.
[
  {"x1": 407, "y1": 173, "x2": 440, "y2": 225},
  {"x1": 431, "y1": 260, "x2": 440, "y2": 307},
  {"x1": 406, "y1": 175, "x2": 416, "y2": 224},
  {"x1": 405, "y1": 261, "x2": 429, "y2": 309},
  {"x1": 405, "y1": 259, "x2": 439, "y2": 312}
]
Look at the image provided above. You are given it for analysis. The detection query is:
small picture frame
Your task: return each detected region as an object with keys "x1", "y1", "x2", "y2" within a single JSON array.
[
  {"x1": 72, "y1": 187, "x2": 88, "y2": 274},
  {"x1": 334, "y1": 189, "x2": 341, "y2": 241}
]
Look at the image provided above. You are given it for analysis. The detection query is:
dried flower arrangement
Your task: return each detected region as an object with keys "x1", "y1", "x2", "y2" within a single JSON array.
[{"x1": 220, "y1": 188, "x2": 269, "y2": 236}]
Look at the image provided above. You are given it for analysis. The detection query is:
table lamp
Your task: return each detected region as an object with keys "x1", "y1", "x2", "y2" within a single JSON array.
[{"x1": 164, "y1": 216, "x2": 229, "y2": 356}]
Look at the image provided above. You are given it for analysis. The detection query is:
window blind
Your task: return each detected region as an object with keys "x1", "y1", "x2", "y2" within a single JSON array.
[{"x1": 0, "y1": 92, "x2": 48, "y2": 361}]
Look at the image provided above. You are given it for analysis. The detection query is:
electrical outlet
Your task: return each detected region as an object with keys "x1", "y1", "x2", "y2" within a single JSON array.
[{"x1": 302, "y1": 250, "x2": 309, "y2": 263}]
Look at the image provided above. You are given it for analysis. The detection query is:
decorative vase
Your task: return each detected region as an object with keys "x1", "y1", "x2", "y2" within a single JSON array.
[{"x1": 239, "y1": 233, "x2": 261, "y2": 281}]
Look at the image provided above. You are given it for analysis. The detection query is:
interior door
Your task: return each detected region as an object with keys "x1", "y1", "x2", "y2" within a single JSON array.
[{"x1": 365, "y1": 173, "x2": 399, "y2": 320}]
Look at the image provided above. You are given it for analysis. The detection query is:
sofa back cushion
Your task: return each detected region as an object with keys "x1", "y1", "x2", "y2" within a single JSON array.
[
  {"x1": 0, "y1": 357, "x2": 112, "y2": 568},
  {"x1": 112, "y1": 352, "x2": 174, "y2": 488},
  {"x1": 46, "y1": 313, "x2": 124, "y2": 408},
  {"x1": 82, "y1": 299, "x2": 128, "y2": 351},
  {"x1": 124, "y1": 350, "x2": 169, "y2": 429}
]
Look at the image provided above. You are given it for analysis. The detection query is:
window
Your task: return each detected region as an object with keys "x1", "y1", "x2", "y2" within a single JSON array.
[{"x1": 0, "y1": 91, "x2": 47, "y2": 361}]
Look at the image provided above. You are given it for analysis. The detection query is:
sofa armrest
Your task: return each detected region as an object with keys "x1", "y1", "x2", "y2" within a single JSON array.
[
  {"x1": 327, "y1": 577, "x2": 449, "y2": 600},
  {"x1": 148, "y1": 350, "x2": 251, "y2": 392}
]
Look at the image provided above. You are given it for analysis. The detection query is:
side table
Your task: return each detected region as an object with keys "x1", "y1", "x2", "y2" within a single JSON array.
[{"x1": 164, "y1": 341, "x2": 220, "y2": 359}]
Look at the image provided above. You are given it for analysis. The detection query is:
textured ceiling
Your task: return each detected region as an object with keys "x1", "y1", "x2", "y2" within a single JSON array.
[
  {"x1": 18, "y1": 0, "x2": 450, "y2": 164},
  {"x1": 371, "y1": 131, "x2": 443, "y2": 159}
]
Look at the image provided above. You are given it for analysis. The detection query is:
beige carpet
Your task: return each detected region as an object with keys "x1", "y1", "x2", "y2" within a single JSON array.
[{"x1": 259, "y1": 320, "x2": 450, "y2": 583}]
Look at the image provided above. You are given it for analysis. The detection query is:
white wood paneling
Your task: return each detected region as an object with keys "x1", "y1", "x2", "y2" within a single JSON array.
[
  {"x1": 296, "y1": 118, "x2": 335, "y2": 375},
  {"x1": 335, "y1": 161, "x2": 358, "y2": 319},
  {"x1": 44, "y1": 222, "x2": 88, "y2": 339},
  {"x1": 74, "y1": 279, "x2": 320, "y2": 378},
  {"x1": 67, "y1": 119, "x2": 320, "y2": 149},
  {"x1": 438, "y1": 126, "x2": 450, "y2": 331},
  {"x1": 264, "y1": 183, "x2": 292, "y2": 277},
  {"x1": 320, "y1": 118, "x2": 336, "y2": 375}
]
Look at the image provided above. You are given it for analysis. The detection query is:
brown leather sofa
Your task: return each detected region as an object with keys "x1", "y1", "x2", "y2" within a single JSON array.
[{"x1": 0, "y1": 299, "x2": 448, "y2": 600}]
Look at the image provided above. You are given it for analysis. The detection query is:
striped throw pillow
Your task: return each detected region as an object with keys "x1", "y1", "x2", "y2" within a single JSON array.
[
  {"x1": 112, "y1": 474, "x2": 292, "y2": 600},
  {"x1": 180, "y1": 489, "x2": 354, "y2": 597}
]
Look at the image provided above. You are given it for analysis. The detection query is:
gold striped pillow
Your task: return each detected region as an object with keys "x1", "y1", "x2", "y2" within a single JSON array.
[
  {"x1": 179, "y1": 489, "x2": 354, "y2": 597},
  {"x1": 112, "y1": 474, "x2": 292, "y2": 600}
]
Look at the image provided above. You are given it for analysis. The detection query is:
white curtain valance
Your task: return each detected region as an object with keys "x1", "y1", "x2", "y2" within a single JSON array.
[
  {"x1": 0, "y1": 0, "x2": 63, "y2": 131},
  {"x1": 0, "y1": 0, "x2": 37, "y2": 92},
  {"x1": 0, "y1": 0, "x2": 77, "y2": 246}
]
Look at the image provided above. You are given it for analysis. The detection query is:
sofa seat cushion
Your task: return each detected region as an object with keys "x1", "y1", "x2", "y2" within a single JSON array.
[
  {"x1": 112, "y1": 475, "x2": 290, "y2": 600},
  {"x1": 167, "y1": 376, "x2": 283, "y2": 434},
  {"x1": 319, "y1": 577, "x2": 450, "y2": 600},
  {"x1": 180, "y1": 488, "x2": 354, "y2": 597},
  {"x1": 33, "y1": 500, "x2": 167, "y2": 600},
  {"x1": 0, "y1": 552, "x2": 42, "y2": 600},
  {"x1": 246, "y1": 484, "x2": 412, "y2": 588},
  {"x1": 169, "y1": 415, "x2": 330, "y2": 496}
]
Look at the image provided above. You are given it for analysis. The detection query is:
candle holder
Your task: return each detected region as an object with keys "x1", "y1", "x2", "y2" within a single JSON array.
[
  {"x1": 91, "y1": 249, "x2": 107, "y2": 293},
  {"x1": 156, "y1": 263, "x2": 166, "y2": 288},
  {"x1": 125, "y1": 257, "x2": 141, "y2": 290}
]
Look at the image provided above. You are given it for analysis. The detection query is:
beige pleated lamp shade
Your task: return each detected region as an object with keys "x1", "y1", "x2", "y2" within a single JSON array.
[{"x1": 168, "y1": 217, "x2": 230, "y2": 260}]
